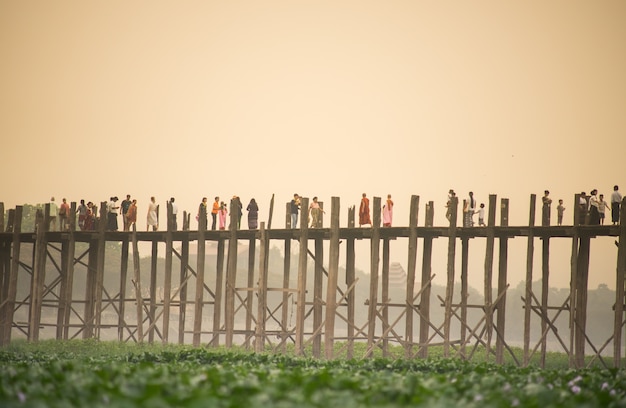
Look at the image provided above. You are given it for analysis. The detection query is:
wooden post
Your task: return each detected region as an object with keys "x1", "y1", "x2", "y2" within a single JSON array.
[
  {"x1": 495, "y1": 198, "x2": 509, "y2": 364},
  {"x1": 245, "y1": 237, "x2": 256, "y2": 348},
  {"x1": 324, "y1": 197, "x2": 341, "y2": 359},
  {"x1": 162, "y1": 201, "x2": 174, "y2": 343},
  {"x1": 267, "y1": 194, "x2": 275, "y2": 229},
  {"x1": 405, "y1": 195, "x2": 419, "y2": 357},
  {"x1": 575, "y1": 235, "x2": 590, "y2": 368},
  {"x1": 193, "y1": 207, "x2": 207, "y2": 346},
  {"x1": 29, "y1": 208, "x2": 47, "y2": 342},
  {"x1": 2, "y1": 206, "x2": 22, "y2": 345},
  {"x1": 483, "y1": 194, "x2": 497, "y2": 359},
  {"x1": 418, "y1": 237, "x2": 433, "y2": 358},
  {"x1": 119, "y1": 236, "x2": 130, "y2": 342},
  {"x1": 569, "y1": 194, "x2": 581, "y2": 368},
  {"x1": 0, "y1": 205, "x2": 7, "y2": 343},
  {"x1": 523, "y1": 194, "x2": 536, "y2": 366},
  {"x1": 281, "y1": 209, "x2": 291, "y2": 353},
  {"x1": 381, "y1": 238, "x2": 390, "y2": 357},
  {"x1": 346, "y1": 205, "x2": 356, "y2": 359},
  {"x1": 58, "y1": 202, "x2": 77, "y2": 340},
  {"x1": 367, "y1": 197, "x2": 382, "y2": 353},
  {"x1": 131, "y1": 224, "x2": 144, "y2": 342},
  {"x1": 211, "y1": 239, "x2": 225, "y2": 347},
  {"x1": 93, "y1": 201, "x2": 107, "y2": 339},
  {"x1": 178, "y1": 232, "x2": 190, "y2": 344},
  {"x1": 295, "y1": 197, "x2": 309, "y2": 355},
  {"x1": 443, "y1": 196, "x2": 458, "y2": 356},
  {"x1": 460, "y1": 237, "x2": 469, "y2": 358},
  {"x1": 84, "y1": 239, "x2": 97, "y2": 339},
  {"x1": 417, "y1": 200, "x2": 434, "y2": 358},
  {"x1": 148, "y1": 238, "x2": 158, "y2": 343},
  {"x1": 224, "y1": 197, "x2": 239, "y2": 347},
  {"x1": 540, "y1": 232, "x2": 550, "y2": 367},
  {"x1": 312, "y1": 237, "x2": 324, "y2": 357},
  {"x1": 255, "y1": 222, "x2": 269, "y2": 352},
  {"x1": 614, "y1": 197, "x2": 626, "y2": 367}
]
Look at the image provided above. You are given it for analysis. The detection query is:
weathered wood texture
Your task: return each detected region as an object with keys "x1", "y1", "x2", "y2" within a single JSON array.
[{"x1": 0, "y1": 196, "x2": 624, "y2": 369}]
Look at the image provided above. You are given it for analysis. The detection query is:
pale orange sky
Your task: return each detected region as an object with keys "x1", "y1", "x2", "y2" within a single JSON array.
[{"x1": 1, "y1": 1, "x2": 625, "y2": 291}]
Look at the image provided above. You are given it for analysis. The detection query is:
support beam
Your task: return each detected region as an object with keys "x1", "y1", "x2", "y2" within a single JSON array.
[
  {"x1": 295, "y1": 197, "x2": 309, "y2": 355},
  {"x1": 367, "y1": 197, "x2": 382, "y2": 353},
  {"x1": 614, "y1": 197, "x2": 626, "y2": 367},
  {"x1": 324, "y1": 197, "x2": 341, "y2": 359},
  {"x1": 405, "y1": 195, "x2": 419, "y2": 357},
  {"x1": 192, "y1": 208, "x2": 207, "y2": 346},
  {"x1": 443, "y1": 196, "x2": 458, "y2": 356},
  {"x1": 255, "y1": 223, "x2": 269, "y2": 352},
  {"x1": 495, "y1": 198, "x2": 509, "y2": 364},
  {"x1": 523, "y1": 194, "x2": 536, "y2": 366}
]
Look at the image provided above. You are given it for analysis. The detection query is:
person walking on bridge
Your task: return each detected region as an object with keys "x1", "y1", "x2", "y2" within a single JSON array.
[
  {"x1": 147, "y1": 196, "x2": 158, "y2": 231},
  {"x1": 383, "y1": 194, "x2": 394, "y2": 227},
  {"x1": 211, "y1": 197, "x2": 220, "y2": 230},
  {"x1": 359, "y1": 193, "x2": 372, "y2": 227},
  {"x1": 612, "y1": 185, "x2": 622, "y2": 225}
]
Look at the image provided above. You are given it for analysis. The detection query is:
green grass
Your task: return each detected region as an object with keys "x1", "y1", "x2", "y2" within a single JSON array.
[{"x1": 1, "y1": 340, "x2": 625, "y2": 407}]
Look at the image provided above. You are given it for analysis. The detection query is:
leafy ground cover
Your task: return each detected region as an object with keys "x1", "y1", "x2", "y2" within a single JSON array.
[{"x1": 1, "y1": 340, "x2": 625, "y2": 407}]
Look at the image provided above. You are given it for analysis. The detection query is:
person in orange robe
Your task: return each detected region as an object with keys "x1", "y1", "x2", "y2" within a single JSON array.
[
  {"x1": 359, "y1": 193, "x2": 372, "y2": 227},
  {"x1": 126, "y1": 200, "x2": 138, "y2": 231}
]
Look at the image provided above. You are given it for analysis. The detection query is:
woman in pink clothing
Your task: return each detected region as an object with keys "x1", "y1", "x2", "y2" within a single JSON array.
[
  {"x1": 218, "y1": 201, "x2": 228, "y2": 230},
  {"x1": 383, "y1": 194, "x2": 394, "y2": 227}
]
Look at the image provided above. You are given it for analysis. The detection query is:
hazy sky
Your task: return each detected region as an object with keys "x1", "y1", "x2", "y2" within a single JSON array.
[{"x1": 1, "y1": 1, "x2": 625, "y2": 291}]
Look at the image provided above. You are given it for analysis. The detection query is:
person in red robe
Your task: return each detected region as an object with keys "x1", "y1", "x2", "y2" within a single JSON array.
[{"x1": 359, "y1": 193, "x2": 372, "y2": 227}]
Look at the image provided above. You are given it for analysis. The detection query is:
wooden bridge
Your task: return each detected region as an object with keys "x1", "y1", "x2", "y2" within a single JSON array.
[{"x1": 0, "y1": 194, "x2": 625, "y2": 368}]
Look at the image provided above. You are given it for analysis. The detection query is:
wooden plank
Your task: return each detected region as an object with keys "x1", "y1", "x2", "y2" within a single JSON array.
[
  {"x1": 405, "y1": 195, "x2": 419, "y2": 357},
  {"x1": 295, "y1": 197, "x2": 309, "y2": 355},
  {"x1": 324, "y1": 197, "x2": 341, "y2": 359},
  {"x1": 523, "y1": 194, "x2": 536, "y2": 366},
  {"x1": 367, "y1": 197, "x2": 382, "y2": 353}
]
